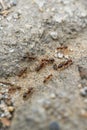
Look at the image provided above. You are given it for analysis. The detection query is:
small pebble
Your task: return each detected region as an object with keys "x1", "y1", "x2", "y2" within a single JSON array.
[
  {"x1": 57, "y1": 52, "x2": 64, "y2": 59},
  {"x1": 9, "y1": 49, "x2": 14, "y2": 53},
  {"x1": 50, "y1": 32, "x2": 58, "y2": 40},
  {"x1": 50, "y1": 93, "x2": 56, "y2": 99},
  {"x1": 70, "y1": 48, "x2": 73, "y2": 51},
  {"x1": 49, "y1": 122, "x2": 60, "y2": 130},
  {"x1": 80, "y1": 87, "x2": 87, "y2": 97},
  {"x1": 7, "y1": 16, "x2": 12, "y2": 21},
  {"x1": 0, "y1": 86, "x2": 15, "y2": 129},
  {"x1": 13, "y1": 12, "x2": 20, "y2": 19},
  {"x1": 1, "y1": 113, "x2": 5, "y2": 118},
  {"x1": 8, "y1": 106, "x2": 14, "y2": 113}
]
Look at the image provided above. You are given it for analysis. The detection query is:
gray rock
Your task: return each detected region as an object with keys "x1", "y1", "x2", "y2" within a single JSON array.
[
  {"x1": 80, "y1": 87, "x2": 87, "y2": 97},
  {"x1": 49, "y1": 122, "x2": 60, "y2": 130},
  {"x1": 0, "y1": 0, "x2": 87, "y2": 77}
]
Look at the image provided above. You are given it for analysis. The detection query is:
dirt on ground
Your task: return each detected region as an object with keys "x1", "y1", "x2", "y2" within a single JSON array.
[{"x1": 0, "y1": 0, "x2": 87, "y2": 130}]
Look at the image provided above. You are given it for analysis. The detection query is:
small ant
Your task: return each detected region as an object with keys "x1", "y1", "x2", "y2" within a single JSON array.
[
  {"x1": 35, "y1": 62, "x2": 46, "y2": 72},
  {"x1": 57, "y1": 46, "x2": 68, "y2": 50},
  {"x1": 58, "y1": 59, "x2": 73, "y2": 70},
  {"x1": 41, "y1": 58, "x2": 55, "y2": 64},
  {"x1": 0, "y1": 81, "x2": 15, "y2": 87},
  {"x1": 17, "y1": 67, "x2": 27, "y2": 77},
  {"x1": 23, "y1": 87, "x2": 34, "y2": 100},
  {"x1": 43, "y1": 74, "x2": 53, "y2": 83},
  {"x1": 8, "y1": 86, "x2": 21, "y2": 94},
  {"x1": 35, "y1": 58, "x2": 55, "y2": 72},
  {"x1": 22, "y1": 52, "x2": 37, "y2": 62},
  {"x1": 53, "y1": 59, "x2": 73, "y2": 70},
  {"x1": 56, "y1": 46, "x2": 68, "y2": 55},
  {"x1": 0, "y1": 81, "x2": 21, "y2": 92}
]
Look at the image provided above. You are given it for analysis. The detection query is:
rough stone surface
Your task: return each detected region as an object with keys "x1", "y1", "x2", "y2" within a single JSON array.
[
  {"x1": 0, "y1": 0, "x2": 87, "y2": 130},
  {"x1": 0, "y1": 0, "x2": 87, "y2": 77}
]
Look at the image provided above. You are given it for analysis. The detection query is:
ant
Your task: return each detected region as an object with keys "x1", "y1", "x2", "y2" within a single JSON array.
[
  {"x1": 23, "y1": 87, "x2": 34, "y2": 100},
  {"x1": 43, "y1": 74, "x2": 53, "y2": 83},
  {"x1": 35, "y1": 58, "x2": 55, "y2": 72},
  {"x1": 8, "y1": 86, "x2": 21, "y2": 94},
  {"x1": 57, "y1": 46, "x2": 68, "y2": 50},
  {"x1": 53, "y1": 59, "x2": 73, "y2": 70},
  {"x1": 41, "y1": 58, "x2": 55, "y2": 64},
  {"x1": 22, "y1": 52, "x2": 37, "y2": 62},
  {"x1": 17, "y1": 67, "x2": 27, "y2": 77},
  {"x1": 58, "y1": 59, "x2": 73, "y2": 70},
  {"x1": 35, "y1": 62, "x2": 46, "y2": 72}
]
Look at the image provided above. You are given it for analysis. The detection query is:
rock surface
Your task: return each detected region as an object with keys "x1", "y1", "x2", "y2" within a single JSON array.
[
  {"x1": 0, "y1": 0, "x2": 87, "y2": 130},
  {"x1": 0, "y1": 0, "x2": 87, "y2": 77}
]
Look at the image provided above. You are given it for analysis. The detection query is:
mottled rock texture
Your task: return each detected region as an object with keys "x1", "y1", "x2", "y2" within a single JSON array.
[{"x1": 0, "y1": 0, "x2": 87, "y2": 130}]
